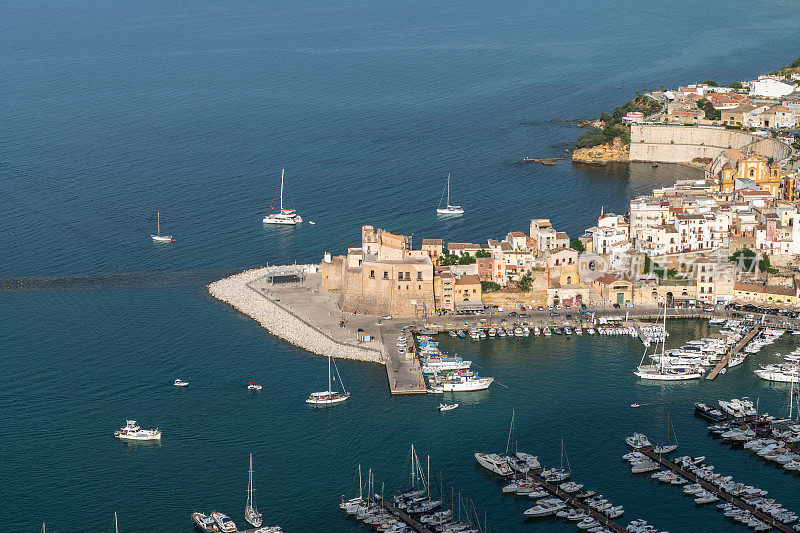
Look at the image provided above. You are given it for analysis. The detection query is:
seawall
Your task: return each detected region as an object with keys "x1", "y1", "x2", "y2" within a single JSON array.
[
  {"x1": 629, "y1": 124, "x2": 791, "y2": 164},
  {"x1": 207, "y1": 266, "x2": 385, "y2": 364}
]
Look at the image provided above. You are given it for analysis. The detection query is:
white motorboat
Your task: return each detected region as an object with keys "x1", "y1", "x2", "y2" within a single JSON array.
[
  {"x1": 247, "y1": 381, "x2": 263, "y2": 391},
  {"x1": 150, "y1": 211, "x2": 174, "y2": 242},
  {"x1": 211, "y1": 511, "x2": 236, "y2": 533},
  {"x1": 429, "y1": 371, "x2": 493, "y2": 392},
  {"x1": 438, "y1": 403, "x2": 458, "y2": 412},
  {"x1": 114, "y1": 420, "x2": 161, "y2": 441},
  {"x1": 244, "y1": 453, "x2": 262, "y2": 527},
  {"x1": 754, "y1": 364, "x2": 799, "y2": 383},
  {"x1": 718, "y1": 398, "x2": 756, "y2": 418},
  {"x1": 524, "y1": 498, "x2": 566, "y2": 517},
  {"x1": 634, "y1": 306, "x2": 700, "y2": 381},
  {"x1": 625, "y1": 433, "x2": 651, "y2": 449},
  {"x1": 263, "y1": 169, "x2": 303, "y2": 225},
  {"x1": 191, "y1": 512, "x2": 218, "y2": 533},
  {"x1": 436, "y1": 173, "x2": 464, "y2": 216},
  {"x1": 474, "y1": 453, "x2": 513, "y2": 476},
  {"x1": 307, "y1": 353, "x2": 350, "y2": 405},
  {"x1": 173, "y1": 379, "x2": 188, "y2": 387}
]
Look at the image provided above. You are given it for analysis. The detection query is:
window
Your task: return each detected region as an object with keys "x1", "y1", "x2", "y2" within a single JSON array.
[
  {"x1": 417, "y1": 272, "x2": 422, "y2": 281},
  {"x1": 370, "y1": 270, "x2": 375, "y2": 279},
  {"x1": 749, "y1": 169, "x2": 754, "y2": 177},
  {"x1": 398, "y1": 272, "x2": 403, "y2": 281},
  {"x1": 383, "y1": 271, "x2": 388, "y2": 280},
  {"x1": 405, "y1": 272, "x2": 411, "y2": 281}
]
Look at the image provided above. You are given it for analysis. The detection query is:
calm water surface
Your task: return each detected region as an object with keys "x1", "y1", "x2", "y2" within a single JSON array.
[{"x1": 2, "y1": 0, "x2": 800, "y2": 531}]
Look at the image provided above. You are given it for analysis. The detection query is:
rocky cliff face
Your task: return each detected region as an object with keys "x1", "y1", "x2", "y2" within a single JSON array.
[{"x1": 572, "y1": 137, "x2": 629, "y2": 164}]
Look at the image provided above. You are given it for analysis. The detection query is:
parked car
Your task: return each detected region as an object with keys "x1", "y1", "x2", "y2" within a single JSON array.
[
  {"x1": 613, "y1": 303, "x2": 621, "y2": 309},
  {"x1": 382, "y1": 315, "x2": 393, "y2": 320},
  {"x1": 550, "y1": 312, "x2": 560, "y2": 317},
  {"x1": 519, "y1": 313, "x2": 530, "y2": 318},
  {"x1": 508, "y1": 311, "x2": 518, "y2": 317},
  {"x1": 538, "y1": 306, "x2": 544, "y2": 311},
  {"x1": 626, "y1": 303, "x2": 634, "y2": 308}
]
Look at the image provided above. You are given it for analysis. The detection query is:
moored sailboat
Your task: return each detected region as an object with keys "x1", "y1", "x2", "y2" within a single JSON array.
[
  {"x1": 436, "y1": 173, "x2": 464, "y2": 216},
  {"x1": 307, "y1": 353, "x2": 350, "y2": 405},
  {"x1": 150, "y1": 211, "x2": 174, "y2": 242},
  {"x1": 245, "y1": 453, "x2": 262, "y2": 527},
  {"x1": 263, "y1": 169, "x2": 303, "y2": 225}
]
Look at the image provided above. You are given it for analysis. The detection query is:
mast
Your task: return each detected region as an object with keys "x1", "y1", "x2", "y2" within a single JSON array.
[
  {"x1": 115, "y1": 512, "x2": 118, "y2": 533},
  {"x1": 280, "y1": 169, "x2": 285, "y2": 212},
  {"x1": 359, "y1": 464, "x2": 363, "y2": 501},
  {"x1": 411, "y1": 444, "x2": 415, "y2": 489},
  {"x1": 661, "y1": 302, "x2": 667, "y2": 373},
  {"x1": 328, "y1": 354, "x2": 332, "y2": 394},
  {"x1": 157, "y1": 211, "x2": 160, "y2": 235},
  {"x1": 505, "y1": 409, "x2": 514, "y2": 456},
  {"x1": 427, "y1": 455, "x2": 430, "y2": 499},
  {"x1": 447, "y1": 173, "x2": 451, "y2": 207}
]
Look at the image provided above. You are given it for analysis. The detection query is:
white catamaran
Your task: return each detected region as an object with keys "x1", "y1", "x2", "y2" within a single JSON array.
[
  {"x1": 245, "y1": 453, "x2": 262, "y2": 527},
  {"x1": 306, "y1": 353, "x2": 350, "y2": 405},
  {"x1": 150, "y1": 211, "x2": 174, "y2": 242},
  {"x1": 436, "y1": 173, "x2": 464, "y2": 216},
  {"x1": 263, "y1": 169, "x2": 303, "y2": 225}
]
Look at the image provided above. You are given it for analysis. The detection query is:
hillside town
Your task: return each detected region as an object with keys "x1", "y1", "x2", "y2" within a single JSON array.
[{"x1": 321, "y1": 147, "x2": 800, "y2": 317}]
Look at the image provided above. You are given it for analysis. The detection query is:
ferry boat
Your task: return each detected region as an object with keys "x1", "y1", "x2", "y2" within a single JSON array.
[
  {"x1": 211, "y1": 511, "x2": 236, "y2": 533},
  {"x1": 150, "y1": 211, "x2": 174, "y2": 243},
  {"x1": 429, "y1": 370, "x2": 493, "y2": 392},
  {"x1": 263, "y1": 169, "x2": 303, "y2": 225},
  {"x1": 436, "y1": 173, "x2": 464, "y2": 216},
  {"x1": 114, "y1": 420, "x2": 161, "y2": 441},
  {"x1": 192, "y1": 512, "x2": 219, "y2": 532}
]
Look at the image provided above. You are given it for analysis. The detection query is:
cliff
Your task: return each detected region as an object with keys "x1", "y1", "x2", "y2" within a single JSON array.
[{"x1": 572, "y1": 137, "x2": 630, "y2": 164}]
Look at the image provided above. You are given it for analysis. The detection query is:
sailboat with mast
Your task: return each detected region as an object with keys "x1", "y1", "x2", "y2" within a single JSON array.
[
  {"x1": 436, "y1": 173, "x2": 464, "y2": 216},
  {"x1": 306, "y1": 353, "x2": 350, "y2": 405},
  {"x1": 263, "y1": 169, "x2": 303, "y2": 225},
  {"x1": 652, "y1": 413, "x2": 679, "y2": 454},
  {"x1": 244, "y1": 453, "x2": 262, "y2": 527},
  {"x1": 634, "y1": 304, "x2": 702, "y2": 381},
  {"x1": 150, "y1": 211, "x2": 174, "y2": 242}
]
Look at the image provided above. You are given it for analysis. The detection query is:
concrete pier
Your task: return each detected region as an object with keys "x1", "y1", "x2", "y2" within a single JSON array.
[{"x1": 706, "y1": 326, "x2": 761, "y2": 381}]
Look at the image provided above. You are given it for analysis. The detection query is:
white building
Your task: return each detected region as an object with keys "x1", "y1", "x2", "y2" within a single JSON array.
[{"x1": 748, "y1": 76, "x2": 796, "y2": 99}]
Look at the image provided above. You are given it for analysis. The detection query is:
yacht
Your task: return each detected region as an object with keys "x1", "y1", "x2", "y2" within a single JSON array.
[
  {"x1": 192, "y1": 512, "x2": 219, "y2": 532},
  {"x1": 211, "y1": 512, "x2": 236, "y2": 533},
  {"x1": 114, "y1": 420, "x2": 161, "y2": 441},
  {"x1": 634, "y1": 306, "x2": 701, "y2": 381},
  {"x1": 474, "y1": 453, "x2": 513, "y2": 476},
  {"x1": 718, "y1": 398, "x2": 756, "y2": 418},
  {"x1": 524, "y1": 498, "x2": 567, "y2": 517},
  {"x1": 306, "y1": 354, "x2": 350, "y2": 405},
  {"x1": 429, "y1": 371, "x2": 493, "y2": 392},
  {"x1": 150, "y1": 211, "x2": 174, "y2": 243},
  {"x1": 244, "y1": 453, "x2": 262, "y2": 527},
  {"x1": 754, "y1": 363, "x2": 799, "y2": 382},
  {"x1": 436, "y1": 173, "x2": 464, "y2": 216},
  {"x1": 263, "y1": 169, "x2": 303, "y2": 225},
  {"x1": 694, "y1": 402, "x2": 727, "y2": 422},
  {"x1": 625, "y1": 433, "x2": 651, "y2": 449}
]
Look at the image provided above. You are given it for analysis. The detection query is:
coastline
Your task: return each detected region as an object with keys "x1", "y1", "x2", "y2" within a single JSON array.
[{"x1": 207, "y1": 266, "x2": 385, "y2": 365}]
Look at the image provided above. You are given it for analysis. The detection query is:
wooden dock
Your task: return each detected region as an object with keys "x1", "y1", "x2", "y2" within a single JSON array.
[
  {"x1": 706, "y1": 326, "x2": 761, "y2": 380},
  {"x1": 639, "y1": 447, "x2": 796, "y2": 533},
  {"x1": 381, "y1": 501, "x2": 435, "y2": 533},
  {"x1": 524, "y1": 470, "x2": 627, "y2": 532}
]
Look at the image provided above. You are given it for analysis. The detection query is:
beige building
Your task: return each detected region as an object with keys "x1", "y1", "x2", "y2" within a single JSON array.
[
  {"x1": 454, "y1": 274, "x2": 483, "y2": 313},
  {"x1": 321, "y1": 225, "x2": 435, "y2": 317}
]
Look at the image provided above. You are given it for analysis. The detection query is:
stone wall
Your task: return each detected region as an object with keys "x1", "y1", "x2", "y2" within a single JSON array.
[{"x1": 630, "y1": 124, "x2": 791, "y2": 163}]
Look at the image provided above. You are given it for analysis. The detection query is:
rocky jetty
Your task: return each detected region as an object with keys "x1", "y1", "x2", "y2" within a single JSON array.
[
  {"x1": 208, "y1": 267, "x2": 384, "y2": 364},
  {"x1": 572, "y1": 137, "x2": 630, "y2": 164}
]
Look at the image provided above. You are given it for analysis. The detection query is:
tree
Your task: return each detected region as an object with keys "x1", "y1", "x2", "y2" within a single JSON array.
[
  {"x1": 570, "y1": 239, "x2": 585, "y2": 253},
  {"x1": 702, "y1": 80, "x2": 718, "y2": 87},
  {"x1": 576, "y1": 127, "x2": 606, "y2": 149},
  {"x1": 457, "y1": 252, "x2": 476, "y2": 265},
  {"x1": 730, "y1": 81, "x2": 743, "y2": 89},
  {"x1": 475, "y1": 249, "x2": 491, "y2": 258},
  {"x1": 516, "y1": 271, "x2": 533, "y2": 292},
  {"x1": 696, "y1": 98, "x2": 721, "y2": 121},
  {"x1": 730, "y1": 249, "x2": 769, "y2": 272},
  {"x1": 481, "y1": 281, "x2": 500, "y2": 292},
  {"x1": 659, "y1": 85, "x2": 665, "y2": 92}
]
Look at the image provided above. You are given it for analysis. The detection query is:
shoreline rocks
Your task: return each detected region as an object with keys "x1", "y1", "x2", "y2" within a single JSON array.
[
  {"x1": 572, "y1": 137, "x2": 630, "y2": 164},
  {"x1": 207, "y1": 267, "x2": 385, "y2": 365}
]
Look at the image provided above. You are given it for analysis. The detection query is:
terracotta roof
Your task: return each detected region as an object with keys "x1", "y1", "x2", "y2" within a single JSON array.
[
  {"x1": 422, "y1": 238, "x2": 443, "y2": 246},
  {"x1": 509, "y1": 231, "x2": 526, "y2": 237},
  {"x1": 455, "y1": 274, "x2": 481, "y2": 286},
  {"x1": 556, "y1": 231, "x2": 569, "y2": 240}
]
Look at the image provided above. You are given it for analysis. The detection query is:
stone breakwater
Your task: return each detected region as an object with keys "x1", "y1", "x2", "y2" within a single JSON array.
[{"x1": 207, "y1": 267, "x2": 385, "y2": 364}]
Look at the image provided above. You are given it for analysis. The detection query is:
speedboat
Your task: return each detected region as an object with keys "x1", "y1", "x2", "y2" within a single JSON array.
[
  {"x1": 474, "y1": 452, "x2": 513, "y2": 476},
  {"x1": 211, "y1": 511, "x2": 236, "y2": 533},
  {"x1": 192, "y1": 512, "x2": 219, "y2": 532},
  {"x1": 114, "y1": 420, "x2": 161, "y2": 441},
  {"x1": 247, "y1": 381, "x2": 263, "y2": 391},
  {"x1": 174, "y1": 379, "x2": 189, "y2": 387},
  {"x1": 438, "y1": 403, "x2": 458, "y2": 412}
]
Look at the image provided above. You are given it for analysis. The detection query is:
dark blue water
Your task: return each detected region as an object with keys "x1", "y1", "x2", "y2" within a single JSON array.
[{"x1": 3, "y1": 0, "x2": 800, "y2": 531}]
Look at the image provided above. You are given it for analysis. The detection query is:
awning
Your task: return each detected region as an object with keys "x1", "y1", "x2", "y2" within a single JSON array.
[
  {"x1": 267, "y1": 273, "x2": 303, "y2": 284},
  {"x1": 455, "y1": 301, "x2": 485, "y2": 312}
]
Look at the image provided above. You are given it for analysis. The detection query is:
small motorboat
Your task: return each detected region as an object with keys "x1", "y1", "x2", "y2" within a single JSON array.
[
  {"x1": 631, "y1": 403, "x2": 641, "y2": 408},
  {"x1": 247, "y1": 381, "x2": 263, "y2": 391},
  {"x1": 308, "y1": 221, "x2": 316, "y2": 225},
  {"x1": 173, "y1": 379, "x2": 189, "y2": 388},
  {"x1": 439, "y1": 403, "x2": 459, "y2": 412},
  {"x1": 114, "y1": 420, "x2": 161, "y2": 441}
]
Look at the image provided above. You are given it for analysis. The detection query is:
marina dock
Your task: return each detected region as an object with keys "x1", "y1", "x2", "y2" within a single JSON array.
[
  {"x1": 384, "y1": 324, "x2": 427, "y2": 395},
  {"x1": 705, "y1": 325, "x2": 761, "y2": 380},
  {"x1": 381, "y1": 501, "x2": 435, "y2": 533},
  {"x1": 523, "y1": 470, "x2": 628, "y2": 532},
  {"x1": 639, "y1": 447, "x2": 796, "y2": 533}
]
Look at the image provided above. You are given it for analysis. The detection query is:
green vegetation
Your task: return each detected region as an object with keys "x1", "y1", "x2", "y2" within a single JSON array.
[
  {"x1": 644, "y1": 254, "x2": 677, "y2": 279},
  {"x1": 730, "y1": 249, "x2": 774, "y2": 272},
  {"x1": 702, "y1": 80, "x2": 718, "y2": 87},
  {"x1": 696, "y1": 98, "x2": 721, "y2": 121},
  {"x1": 440, "y1": 249, "x2": 475, "y2": 265},
  {"x1": 516, "y1": 271, "x2": 533, "y2": 292},
  {"x1": 577, "y1": 93, "x2": 660, "y2": 150},
  {"x1": 569, "y1": 239, "x2": 585, "y2": 253},
  {"x1": 474, "y1": 249, "x2": 491, "y2": 258},
  {"x1": 481, "y1": 281, "x2": 501, "y2": 292},
  {"x1": 729, "y1": 81, "x2": 743, "y2": 89},
  {"x1": 610, "y1": 93, "x2": 662, "y2": 123},
  {"x1": 771, "y1": 55, "x2": 800, "y2": 77},
  {"x1": 575, "y1": 123, "x2": 630, "y2": 149}
]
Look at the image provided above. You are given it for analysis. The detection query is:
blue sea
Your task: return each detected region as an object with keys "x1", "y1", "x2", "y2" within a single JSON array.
[{"x1": 2, "y1": 1, "x2": 800, "y2": 531}]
